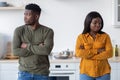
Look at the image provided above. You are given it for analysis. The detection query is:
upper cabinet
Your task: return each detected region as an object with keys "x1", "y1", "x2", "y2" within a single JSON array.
[{"x1": 112, "y1": 0, "x2": 120, "y2": 26}]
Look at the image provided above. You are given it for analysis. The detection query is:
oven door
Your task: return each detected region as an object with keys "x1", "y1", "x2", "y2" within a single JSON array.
[{"x1": 49, "y1": 70, "x2": 75, "y2": 80}]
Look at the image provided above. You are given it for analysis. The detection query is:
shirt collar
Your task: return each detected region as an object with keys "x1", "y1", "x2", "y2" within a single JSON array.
[
  {"x1": 27, "y1": 25, "x2": 41, "y2": 31},
  {"x1": 85, "y1": 33, "x2": 101, "y2": 37}
]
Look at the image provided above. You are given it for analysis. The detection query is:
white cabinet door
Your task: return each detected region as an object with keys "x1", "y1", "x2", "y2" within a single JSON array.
[
  {"x1": 0, "y1": 62, "x2": 18, "y2": 80},
  {"x1": 75, "y1": 63, "x2": 80, "y2": 80},
  {"x1": 112, "y1": 0, "x2": 120, "y2": 26},
  {"x1": 117, "y1": 63, "x2": 120, "y2": 80},
  {"x1": 110, "y1": 63, "x2": 118, "y2": 80}
]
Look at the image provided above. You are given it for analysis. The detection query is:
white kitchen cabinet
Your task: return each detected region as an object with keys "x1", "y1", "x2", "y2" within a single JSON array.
[
  {"x1": 0, "y1": 62, "x2": 18, "y2": 80},
  {"x1": 112, "y1": 0, "x2": 120, "y2": 26},
  {"x1": 0, "y1": 58, "x2": 80, "y2": 80},
  {"x1": 110, "y1": 62, "x2": 117, "y2": 80},
  {"x1": 117, "y1": 63, "x2": 120, "y2": 80},
  {"x1": 110, "y1": 62, "x2": 120, "y2": 80},
  {"x1": 75, "y1": 62, "x2": 80, "y2": 80},
  {"x1": 1, "y1": 60, "x2": 120, "y2": 80}
]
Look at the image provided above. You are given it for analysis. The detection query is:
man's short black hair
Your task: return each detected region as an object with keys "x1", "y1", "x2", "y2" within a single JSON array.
[{"x1": 25, "y1": 3, "x2": 41, "y2": 15}]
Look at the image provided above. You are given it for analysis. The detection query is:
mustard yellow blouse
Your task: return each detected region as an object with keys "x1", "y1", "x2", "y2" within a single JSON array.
[{"x1": 75, "y1": 33, "x2": 113, "y2": 77}]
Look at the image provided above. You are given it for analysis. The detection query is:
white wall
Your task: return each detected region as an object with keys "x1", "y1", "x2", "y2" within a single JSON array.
[{"x1": 0, "y1": 0, "x2": 120, "y2": 52}]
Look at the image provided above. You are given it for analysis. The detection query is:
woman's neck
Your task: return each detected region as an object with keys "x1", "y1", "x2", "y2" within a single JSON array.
[{"x1": 89, "y1": 31, "x2": 97, "y2": 39}]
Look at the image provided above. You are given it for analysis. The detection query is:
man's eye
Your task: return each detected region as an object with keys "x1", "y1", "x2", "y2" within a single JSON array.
[{"x1": 24, "y1": 13, "x2": 31, "y2": 16}]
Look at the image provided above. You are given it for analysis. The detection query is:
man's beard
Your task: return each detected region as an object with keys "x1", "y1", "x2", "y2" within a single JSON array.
[{"x1": 25, "y1": 22, "x2": 35, "y2": 26}]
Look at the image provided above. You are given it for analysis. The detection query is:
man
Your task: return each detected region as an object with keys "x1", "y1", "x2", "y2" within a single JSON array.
[{"x1": 12, "y1": 3, "x2": 54, "y2": 80}]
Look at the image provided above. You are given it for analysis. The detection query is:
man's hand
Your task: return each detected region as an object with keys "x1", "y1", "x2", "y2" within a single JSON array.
[
  {"x1": 21, "y1": 43, "x2": 27, "y2": 49},
  {"x1": 39, "y1": 42, "x2": 44, "y2": 46}
]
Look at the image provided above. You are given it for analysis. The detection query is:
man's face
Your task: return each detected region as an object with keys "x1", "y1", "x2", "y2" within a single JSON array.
[{"x1": 24, "y1": 10, "x2": 36, "y2": 25}]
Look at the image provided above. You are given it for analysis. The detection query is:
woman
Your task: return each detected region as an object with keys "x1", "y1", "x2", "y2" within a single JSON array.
[{"x1": 75, "y1": 11, "x2": 113, "y2": 80}]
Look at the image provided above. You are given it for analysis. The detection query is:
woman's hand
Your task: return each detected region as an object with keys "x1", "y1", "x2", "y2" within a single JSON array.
[
  {"x1": 97, "y1": 48, "x2": 105, "y2": 54},
  {"x1": 80, "y1": 45, "x2": 85, "y2": 49}
]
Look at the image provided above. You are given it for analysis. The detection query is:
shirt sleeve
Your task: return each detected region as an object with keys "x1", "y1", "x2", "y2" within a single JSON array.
[
  {"x1": 12, "y1": 28, "x2": 34, "y2": 57},
  {"x1": 91, "y1": 34, "x2": 113, "y2": 60},
  {"x1": 75, "y1": 34, "x2": 97, "y2": 59},
  {"x1": 27, "y1": 29, "x2": 54, "y2": 55}
]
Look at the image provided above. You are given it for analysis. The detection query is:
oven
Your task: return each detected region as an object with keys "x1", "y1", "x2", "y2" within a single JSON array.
[{"x1": 49, "y1": 63, "x2": 76, "y2": 80}]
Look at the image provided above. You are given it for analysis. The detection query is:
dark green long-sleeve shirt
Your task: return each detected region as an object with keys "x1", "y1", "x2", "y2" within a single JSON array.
[{"x1": 12, "y1": 24, "x2": 54, "y2": 76}]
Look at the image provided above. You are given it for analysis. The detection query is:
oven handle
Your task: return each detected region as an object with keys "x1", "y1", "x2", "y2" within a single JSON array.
[{"x1": 50, "y1": 72, "x2": 74, "y2": 75}]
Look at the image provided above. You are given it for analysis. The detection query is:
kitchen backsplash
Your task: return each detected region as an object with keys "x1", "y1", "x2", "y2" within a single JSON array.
[{"x1": 0, "y1": 0, "x2": 120, "y2": 52}]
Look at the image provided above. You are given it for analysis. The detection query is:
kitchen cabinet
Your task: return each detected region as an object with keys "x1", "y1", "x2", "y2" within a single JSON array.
[
  {"x1": 110, "y1": 62, "x2": 120, "y2": 80},
  {"x1": 0, "y1": 61, "x2": 18, "y2": 80},
  {"x1": 110, "y1": 62, "x2": 117, "y2": 80},
  {"x1": 112, "y1": 0, "x2": 120, "y2": 26},
  {"x1": 116, "y1": 63, "x2": 120, "y2": 80},
  {"x1": 0, "y1": 58, "x2": 80, "y2": 80},
  {"x1": 0, "y1": 58, "x2": 120, "y2": 80}
]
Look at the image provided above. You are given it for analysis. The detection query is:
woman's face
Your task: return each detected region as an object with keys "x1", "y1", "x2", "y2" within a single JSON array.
[{"x1": 90, "y1": 17, "x2": 102, "y2": 33}]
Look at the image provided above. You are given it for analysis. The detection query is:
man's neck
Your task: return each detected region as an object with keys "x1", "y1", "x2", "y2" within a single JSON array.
[{"x1": 31, "y1": 23, "x2": 40, "y2": 30}]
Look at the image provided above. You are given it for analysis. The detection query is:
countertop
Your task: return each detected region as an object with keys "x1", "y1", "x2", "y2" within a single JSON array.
[
  {"x1": 0, "y1": 56, "x2": 80, "y2": 63},
  {"x1": 0, "y1": 57, "x2": 120, "y2": 63},
  {"x1": 108, "y1": 57, "x2": 120, "y2": 63}
]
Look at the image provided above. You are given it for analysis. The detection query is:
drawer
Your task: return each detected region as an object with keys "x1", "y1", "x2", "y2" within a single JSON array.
[
  {"x1": 1, "y1": 63, "x2": 18, "y2": 71},
  {"x1": 50, "y1": 63, "x2": 76, "y2": 70}
]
